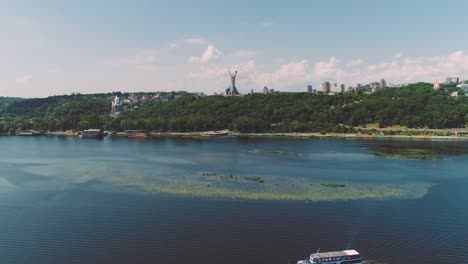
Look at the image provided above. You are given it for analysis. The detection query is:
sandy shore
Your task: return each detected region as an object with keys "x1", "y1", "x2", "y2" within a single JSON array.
[
  {"x1": 41, "y1": 130, "x2": 468, "y2": 140},
  {"x1": 145, "y1": 131, "x2": 468, "y2": 140}
]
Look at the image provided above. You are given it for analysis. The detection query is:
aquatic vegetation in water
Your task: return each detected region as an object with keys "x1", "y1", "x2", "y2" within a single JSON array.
[
  {"x1": 243, "y1": 176, "x2": 264, "y2": 183},
  {"x1": 321, "y1": 183, "x2": 346, "y2": 188},
  {"x1": 248, "y1": 149, "x2": 287, "y2": 155},
  {"x1": 374, "y1": 148, "x2": 441, "y2": 160},
  {"x1": 20, "y1": 158, "x2": 433, "y2": 202},
  {"x1": 0, "y1": 177, "x2": 15, "y2": 190},
  {"x1": 104, "y1": 170, "x2": 432, "y2": 201},
  {"x1": 365, "y1": 142, "x2": 468, "y2": 160},
  {"x1": 202, "y1": 172, "x2": 217, "y2": 176}
]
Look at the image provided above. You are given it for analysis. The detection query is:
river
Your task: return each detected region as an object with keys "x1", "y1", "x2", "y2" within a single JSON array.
[{"x1": 0, "y1": 136, "x2": 467, "y2": 263}]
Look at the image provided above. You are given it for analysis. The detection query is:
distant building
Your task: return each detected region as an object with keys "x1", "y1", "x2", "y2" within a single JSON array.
[
  {"x1": 380, "y1": 78, "x2": 387, "y2": 88},
  {"x1": 269, "y1": 88, "x2": 275, "y2": 94},
  {"x1": 333, "y1": 83, "x2": 338, "y2": 92},
  {"x1": 321, "y1": 82, "x2": 331, "y2": 93},
  {"x1": 433, "y1": 80, "x2": 440, "y2": 90},
  {"x1": 370, "y1": 82, "x2": 379, "y2": 93},
  {"x1": 340, "y1": 84, "x2": 346, "y2": 93},
  {"x1": 263, "y1": 86, "x2": 269, "y2": 94},
  {"x1": 307, "y1": 85, "x2": 313, "y2": 93},
  {"x1": 446, "y1": 77, "x2": 459, "y2": 84}
]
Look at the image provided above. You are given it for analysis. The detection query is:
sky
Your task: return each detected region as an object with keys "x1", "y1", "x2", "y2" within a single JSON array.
[{"x1": 1, "y1": 0, "x2": 468, "y2": 98}]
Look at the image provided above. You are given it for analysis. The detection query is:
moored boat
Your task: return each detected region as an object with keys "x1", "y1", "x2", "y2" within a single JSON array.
[
  {"x1": 297, "y1": 249, "x2": 363, "y2": 264},
  {"x1": 17, "y1": 129, "x2": 42, "y2": 136},
  {"x1": 124, "y1": 130, "x2": 149, "y2": 138},
  {"x1": 64, "y1": 130, "x2": 79, "y2": 137},
  {"x1": 80, "y1": 129, "x2": 105, "y2": 139},
  {"x1": 200, "y1": 130, "x2": 229, "y2": 137}
]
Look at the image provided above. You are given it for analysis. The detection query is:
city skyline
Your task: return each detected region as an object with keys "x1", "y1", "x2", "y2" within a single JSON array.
[{"x1": 2, "y1": 0, "x2": 468, "y2": 98}]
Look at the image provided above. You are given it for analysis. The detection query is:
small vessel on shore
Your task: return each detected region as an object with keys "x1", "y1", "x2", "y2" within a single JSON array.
[
  {"x1": 124, "y1": 130, "x2": 149, "y2": 138},
  {"x1": 64, "y1": 130, "x2": 79, "y2": 137},
  {"x1": 80, "y1": 129, "x2": 105, "y2": 139},
  {"x1": 17, "y1": 129, "x2": 42, "y2": 136},
  {"x1": 201, "y1": 130, "x2": 229, "y2": 137},
  {"x1": 297, "y1": 249, "x2": 362, "y2": 264}
]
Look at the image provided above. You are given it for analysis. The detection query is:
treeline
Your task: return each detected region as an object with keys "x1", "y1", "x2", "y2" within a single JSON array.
[
  {"x1": 0, "y1": 94, "x2": 110, "y2": 133},
  {"x1": 0, "y1": 83, "x2": 467, "y2": 134}
]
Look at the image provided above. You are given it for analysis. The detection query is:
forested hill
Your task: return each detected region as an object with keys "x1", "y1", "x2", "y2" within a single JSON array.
[
  {"x1": 0, "y1": 83, "x2": 467, "y2": 134},
  {"x1": 115, "y1": 82, "x2": 467, "y2": 132},
  {"x1": 0, "y1": 94, "x2": 110, "y2": 133}
]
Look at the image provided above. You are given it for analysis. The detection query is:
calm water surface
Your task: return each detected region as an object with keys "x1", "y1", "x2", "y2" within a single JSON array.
[{"x1": 0, "y1": 136, "x2": 468, "y2": 264}]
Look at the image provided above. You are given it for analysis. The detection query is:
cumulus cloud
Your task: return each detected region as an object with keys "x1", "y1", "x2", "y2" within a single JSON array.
[
  {"x1": 15, "y1": 75, "x2": 32, "y2": 84},
  {"x1": 347, "y1": 58, "x2": 363, "y2": 66},
  {"x1": 188, "y1": 45, "x2": 221, "y2": 63},
  {"x1": 189, "y1": 59, "x2": 310, "y2": 91},
  {"x1": 255, "y1": 60, "x2": 310, "y2": 88},
  {"x1": 314, "y1": 56, "x2": 346, "y2": 80},
  {"x1": 184, "y1": 38, "x2": 209, "y2": 45},
  {"x1": 231, "y1": 49, "x2": 257, "y2": 58},
  {"x1": 310, "y1": 50, "x2": 468, "y2": 86},
  {"x1": 189, "y1": 60, "x2": 256, "y2": 79},
  {"x1": 394, "y1": 52, "x2": 403, "y2": 59}
]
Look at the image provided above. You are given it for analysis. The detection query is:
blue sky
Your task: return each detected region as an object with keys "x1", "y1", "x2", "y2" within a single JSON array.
[{"x1": 2, "y1": 0, "x2": 468, "y2": 97}]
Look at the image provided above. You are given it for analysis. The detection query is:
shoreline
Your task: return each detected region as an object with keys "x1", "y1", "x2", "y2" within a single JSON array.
[{"x1": 4, "y1": 130, "x2": 467, "y2": 141}]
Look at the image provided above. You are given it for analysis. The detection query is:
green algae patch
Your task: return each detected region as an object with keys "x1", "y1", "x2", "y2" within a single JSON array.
[
  {"x1": 248, "y1": 149, "x2": 287, "y2": 155},
  {"x1": 21, "y1": 161, "x2": 433, "y2": 202},
  {"x1": 374, "y1": 148, "x2": 441, "y2": 160},
  {"x1": 321, "y1": 183, "x2": 346, "y2": 188},
  {"x1": 106, "y1": 173, "x2": 432, "y2": 201},
  {"x1": 0, "y1": 177, "x2": 15, "y2": 190},
  {"x1": 243, "y1": 176, "x2": 264, "y2": 183}
]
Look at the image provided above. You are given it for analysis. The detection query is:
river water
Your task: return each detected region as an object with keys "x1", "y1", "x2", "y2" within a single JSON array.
[{"x1": 0, "y1": 136, "x2": 467, "y2": 263}]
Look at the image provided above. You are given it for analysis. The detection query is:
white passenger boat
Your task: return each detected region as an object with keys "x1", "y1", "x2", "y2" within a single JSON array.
[
  {"x1": 200, "y1": 130, "x2": 229, "y2": 137},
  {"x1": 297, "y1": 249, "x2": 363, "y2": 264}
]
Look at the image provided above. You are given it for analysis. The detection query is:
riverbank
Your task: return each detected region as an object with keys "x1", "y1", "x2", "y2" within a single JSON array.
[
  {"x1": 31, "y1": 129, "x2": 468, "y2": 140},
  {"x1": 145, "y1": 130, "x2": 468, "y2": 140}
]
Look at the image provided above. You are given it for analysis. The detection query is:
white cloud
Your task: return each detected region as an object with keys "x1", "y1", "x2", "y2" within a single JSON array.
[
  {"x1": 255, "y1": 60, "x2": 310, "y2": 88},
  {"x1": 188, "y1": 45, "x2": 221, "y2": 63},
  {"x1": 394, "y1": 52, "x2": 403, "y2": 59},
  {"x1": 347, "y1": 58, "x2": 363, "y2": 66},
  {"x1": 231, "y1": 49, "x2": 257, "y2": 58},
  {"x1": 189, "y1": 59, "x2": 310, "y2": 91},
  {"x1": 15, "y1": 75, "x2": 32, "y2": 84},
  {"x1": 314, "y1": 57, "x2": 345, "y2": 79},
  {"x1": 189, "y1": 60, "x2": 256, "y2": 79},
  {"x1": 309, "y1": 50, "x2": 468, "y2": 86},
  {"x1": 184, "y1": 38, "x2": 209, "y2": 45}
]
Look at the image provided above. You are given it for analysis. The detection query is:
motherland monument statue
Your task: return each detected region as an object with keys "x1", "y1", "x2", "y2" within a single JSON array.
[{"x1": 226, "y1": 68, "x2": 239, "y2": 95}]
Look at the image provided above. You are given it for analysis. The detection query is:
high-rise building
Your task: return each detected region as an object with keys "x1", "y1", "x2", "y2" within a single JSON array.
[
  {"x1": 269, "y1": 88, "x2": 275, "y2": 94},
  {"x1": 321, "y1": 82, "x2": 331, "y2": 93},
  {"x1": 433, "y1": 80, "x2": 440, "y2": 90},
  {"x1": 263, "y1": 86, "x2": 269, "y2": 94},
  {"x1": 307, "y1": 85, "x2": 313, "y2": 93},
  {"x1": 380, "y1": 78, "x2": 387, "y2": 88},
  {"x1": 446, "y1": 77, "x2": 459, "y2": 84},
  {"x1": 340, "y1": 84, "x2": 346, "y2": 93},
  {"x1": 370, "y1": 82, "x2": 379, "y2": 93}
]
